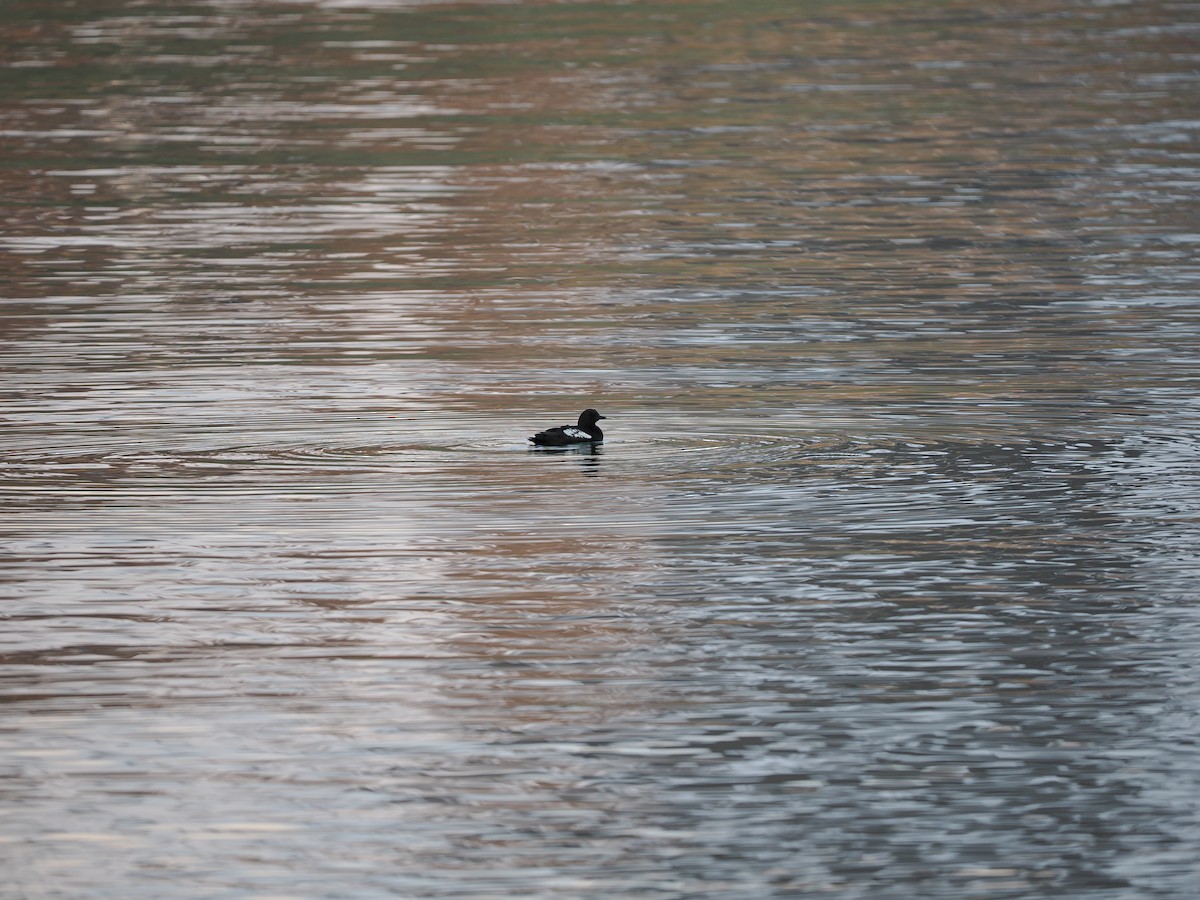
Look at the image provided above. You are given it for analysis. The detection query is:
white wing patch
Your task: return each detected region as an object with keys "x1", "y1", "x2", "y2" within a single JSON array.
[{"x1": 562, "y1": 427, "x2": 590, "y2": 440}]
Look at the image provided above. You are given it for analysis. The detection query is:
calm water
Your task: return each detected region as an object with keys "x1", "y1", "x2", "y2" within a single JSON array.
[{"x1": 3, "y1": 0, "x2": 1200, "y2": 896}]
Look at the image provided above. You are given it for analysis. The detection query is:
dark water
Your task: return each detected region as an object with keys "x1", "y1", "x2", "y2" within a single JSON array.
[{"x1": 3, "y1": 0, "x2": 1200, "y2": 896}]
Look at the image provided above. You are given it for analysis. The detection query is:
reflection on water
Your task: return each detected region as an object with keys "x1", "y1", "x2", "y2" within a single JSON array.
[{"x1": 3, "y1": 0, "x2": 1200, "y2": 896}]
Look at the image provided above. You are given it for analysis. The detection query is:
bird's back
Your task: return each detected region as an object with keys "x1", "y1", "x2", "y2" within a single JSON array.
[{"x1": 530, "y1": 424, "x2": 596, "y2": 446}]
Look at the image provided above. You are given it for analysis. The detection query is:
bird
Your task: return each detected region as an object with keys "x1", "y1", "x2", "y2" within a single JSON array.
[{"x1": 529, "y1": 408, "x2": 607, "y2": 446}]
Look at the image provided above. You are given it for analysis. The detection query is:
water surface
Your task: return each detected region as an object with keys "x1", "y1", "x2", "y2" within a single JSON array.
[{"x1": 3, "y1": 0, "x2": 1200, "y2": 896}]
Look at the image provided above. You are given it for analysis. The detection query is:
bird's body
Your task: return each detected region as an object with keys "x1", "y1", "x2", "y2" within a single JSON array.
[{"x1": 529, "y1": 408, "x2": 607, "y2": 446}]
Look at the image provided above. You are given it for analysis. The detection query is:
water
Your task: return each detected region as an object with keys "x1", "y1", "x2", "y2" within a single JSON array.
[{"x1": 3, "y1": 0, "x2": 1200, "y2": 896}]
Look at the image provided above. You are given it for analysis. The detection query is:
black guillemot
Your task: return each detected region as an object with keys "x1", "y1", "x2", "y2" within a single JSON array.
[{"x1": 529, "y1": 408, "x2": 607, "y2": 446}]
